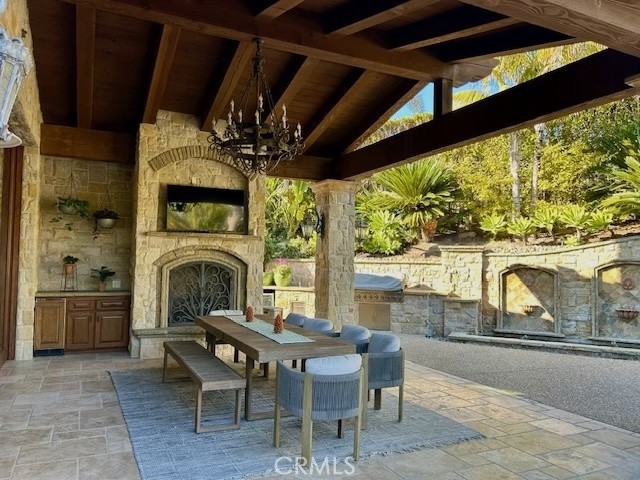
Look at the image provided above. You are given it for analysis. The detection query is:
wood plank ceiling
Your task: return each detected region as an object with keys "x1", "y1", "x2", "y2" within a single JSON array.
[{"x1": 27, "y1": 0, "x2": 640, "y2": 180}]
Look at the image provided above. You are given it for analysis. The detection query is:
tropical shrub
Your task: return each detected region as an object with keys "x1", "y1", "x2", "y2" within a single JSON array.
[
  {"x1": 533, "y1": 203, "x2": 560, "y2": 240},
  {"x1": 601, "y1": 150, "x2": 640, "y2": 215},
  {"x1": 358, "y1": 158, "x2": 457, "y2": 238},
  {"x1": 479, "y1": 213, "x2": 508, "y2": 239},
  {"x1": 507, "y1": 217, "x2": 537, "y2": 244},
  {"x1": 587, "y1": 209, "x2": 614, "y2": 235},
  {"x1": 559, "y1": 205, "x2": 591, "y2": 242},
  {"x1": 361, "y1": 211, "x2": 408, "y2": 256},
  {"x1": 564, "y1": 235, "x2": 581, "y2": 247}
]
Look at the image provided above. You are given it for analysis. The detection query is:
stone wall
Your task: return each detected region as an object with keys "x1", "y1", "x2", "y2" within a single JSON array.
[
  {"x1": 131, "y1": 111, "x2": 265, "y2": 358},
  {"x1": 38, "y1": 157, "x2": 133, "y2": 291}
]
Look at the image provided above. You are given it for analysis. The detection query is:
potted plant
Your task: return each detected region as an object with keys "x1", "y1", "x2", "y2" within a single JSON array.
[
  {"x1": 56, "y1": 196, "x2": 90, "y2": 217},
  {"x1": 93, "y1": 208, "x2": 119, "y2": 230},
  {"x1": 91, "y1": 266, "x2": 116, "y2": 292},
  {"x1": 273, "y1": 260, "x2": 293, "y2": 287},
  {"x1": 63, "y1": 255, "x2": 79, "y2": 275},
  {"x1": 263, "y1": 271, "x2": 274, "y2": 286}
]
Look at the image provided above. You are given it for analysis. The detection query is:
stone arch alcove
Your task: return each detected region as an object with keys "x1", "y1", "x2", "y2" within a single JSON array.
[
  {"x1": 156, "y1": 248, "x2": 247, "y2": 328},
  {"x1": 594, "y1": 261, "x2": 640, "y2": 339},
  {"x1": 148, "y1": 145, "x2": 255, "y2": 180},
  {"x1": 498, "y1": 265, "x2": 559, "y2": 334}
]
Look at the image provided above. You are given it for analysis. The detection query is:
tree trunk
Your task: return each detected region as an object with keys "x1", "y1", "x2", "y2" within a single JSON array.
[
  {"x1": 531, "y1": 123, "x2": 545, "y2": 210},
  {"x1": 509, "y1": 131, "x2": 521, "y2": 219}
]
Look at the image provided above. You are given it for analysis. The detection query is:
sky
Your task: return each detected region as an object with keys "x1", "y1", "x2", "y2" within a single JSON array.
[{"x1": 392, "y1": 80, "x2": 487, "y2": 119}]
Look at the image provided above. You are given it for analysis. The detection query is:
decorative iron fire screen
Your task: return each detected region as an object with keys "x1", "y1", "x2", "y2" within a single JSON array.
[{"x1": 168, "y1": 261, "x2": 235, "y2": 326}]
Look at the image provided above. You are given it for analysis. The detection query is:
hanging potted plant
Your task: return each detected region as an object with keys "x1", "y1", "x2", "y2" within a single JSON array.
[
  {"x1": 91, "y1": 266, "x2": 116, "y2": 292},
  {"x1": 63, "y1": 255, "x2": 79, "y2": 275},
  {"x1": 56, "y1": 196, "x2": 90, "y2": 217},
  {"x1": 93, "y1": 208, "x2": 119, "y2": 230}
]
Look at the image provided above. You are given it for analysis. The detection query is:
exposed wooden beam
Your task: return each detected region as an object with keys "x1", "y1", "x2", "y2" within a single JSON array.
[
  {"x1": 267, "y1": 57, "x2": 319, "y2": 119},
  {"x1": 627, "y1": 74, "x2": 640, "y2": 89},
  {"x1": 339, "y1": 80, "x2": 427, "y2": 154},
  {"x1": 429, "y1": 24, "x2": 573, "y2": 63},
  {"x1": 253, "y1": 0, "x2": 304, "y2": 19},
  {"x1": 201, "y1": 41, "x2": 254, "y2": 131},
  {"x1": 41, "y1": 125, "x2": 135, "y2": 163},
  {"x1": 304, "y1": 70, "x2": 380, "y2": 151},
  {"x1": 434, "y1": 78, "x2": 453, "y2": 118},
  {"x1": 461, "y1": 0, "x2": 640, "y2": 58},
  {"x1": 143, "y1": 24, "x2": 181, "y2": 124},
  {"x1": 338, "y1": 49, "x2": 640, "y2": 179},
  {"x1": 75, "y1": 6, "x2": 95, "y2": 129},
  {"x1": 268, "y1": 155, "x2": 333, "y2": 180},
  {"x1": 387, "y1": 6, "x2": 518, "y2": 51},
  {"x1": 323, "y1": 0, "x2": 437, "y2": 36},
  {"x1": 62, "y1": 0, "x2": 451, "y2": 81}
]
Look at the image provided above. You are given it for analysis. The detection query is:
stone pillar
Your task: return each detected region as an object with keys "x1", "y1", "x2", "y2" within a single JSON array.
[{"x1": 312, "y1": 180, "x2": 356, "y2": 329}]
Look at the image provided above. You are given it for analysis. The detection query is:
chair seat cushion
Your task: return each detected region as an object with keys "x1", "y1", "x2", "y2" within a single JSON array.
[
  {"x1": 303, "y1": 318, "x2": 334, "y2": 332},
  {"x1": 340, "y1": 325, "x2": 371, "y2": 342},
  {"x1": 306, "y1": 354, "x2": 362, "y2": 375},
  {"x1": 368, "y1": 332, "x2": 401, "y2": 353}
]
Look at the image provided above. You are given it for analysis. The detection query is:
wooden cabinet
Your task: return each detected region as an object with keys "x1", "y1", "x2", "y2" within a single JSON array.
[
  {"x1": 34, "y1": 298, "x2": 66, "y2": 351},
  {"x1": 66, "y1": 296, "x2": 130, "y2": 351}
]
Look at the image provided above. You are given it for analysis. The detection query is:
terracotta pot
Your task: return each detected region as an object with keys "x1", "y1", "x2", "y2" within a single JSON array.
[
  {"x1": 96, "y1": 218, "x2": 117, "y2": 229},
  {"x1": 98, "y1": 282, "x2": 107, "y2": 292},
  {"x1": 615, "y1": 309, "x2": 639, "y2": 321},
  {"x1": 63, "y1": 264, "x2": 76, "y2": 275}
]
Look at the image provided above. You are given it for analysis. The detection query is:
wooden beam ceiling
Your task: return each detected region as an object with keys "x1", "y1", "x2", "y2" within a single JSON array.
[
  {"x1": 75, "y1": 5, "x2": 95, "y2": 128},
  {"x1": 429, "y1": 24, "x2": 573, "y2": 63},
  {"x1": 304, "y1": 70, "x2": 381, "y2": 151},
  {"x1": 143, "y1": 24, "x2": 181, "y2": 124},
  {"x1": 338, "y1": 49, "x2": 640, "y2": 179},
  {"x1": 386, "y1": 5, "x2": 518, "y2": 51},
  {"x1": 267, "y1": 57, "x2": 319, "y2": 119},
  {"x1": 62, "y1": 0, "x2": 450, "y2": 81},
  {"x1": 253, "y1": 0, "x2": 305, "y2": 19},
  {"x1": 322, "y1": 0, "x2": 436, "y2": 36},
  {"x1": 201, "y1": 41, "x2": 254, "y2": 131},
  {"x1": 41, "y1": 124, "x2": 136, "y2": 163},
  {"x1": 339, "y1": 79, "x2": 427, "y2": 154},
  {"x1": 461, "y1": 0, "x2": 640, "y2": 58}
]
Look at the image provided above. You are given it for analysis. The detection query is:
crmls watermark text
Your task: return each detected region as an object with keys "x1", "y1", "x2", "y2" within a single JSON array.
[{"x1": 274, "y1": 456, "x2": 357, "y2": 475}]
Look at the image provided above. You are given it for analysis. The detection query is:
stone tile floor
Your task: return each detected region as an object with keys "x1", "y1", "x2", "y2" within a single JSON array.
[{"x1": 1, "y1": 352, "x2": 640, "y2": 479}]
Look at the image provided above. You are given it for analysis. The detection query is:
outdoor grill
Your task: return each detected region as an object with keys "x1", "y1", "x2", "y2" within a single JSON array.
[{"x1": 354, "y1": 273, "x2": 403, "y2": 330}]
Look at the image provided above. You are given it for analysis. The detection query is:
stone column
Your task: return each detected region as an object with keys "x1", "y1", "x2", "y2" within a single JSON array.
[{"x1": 311, "y1": 180, "x2": 357, "y2": 329}]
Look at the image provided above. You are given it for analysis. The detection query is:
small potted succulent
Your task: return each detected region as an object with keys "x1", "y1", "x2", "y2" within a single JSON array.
[
  {"x1": 56, "y1": 196, "x2": 90, "y2": 217},
  {"x1": 91, "y1": 266, "x2": 116, "y2": 292},
  {"x1": 273, "y1": 260, "x2": 293, "y2": 287},
  {"x1": 63, "y1": 255, "x2": 79, "y2": 275},
  {"x1": 93, "y1": 208, "x2": 119, "y2": 230}
]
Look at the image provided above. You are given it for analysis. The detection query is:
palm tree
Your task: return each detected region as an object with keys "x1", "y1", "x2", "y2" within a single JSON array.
[
  {"x1": 454, "y1": 43, "x2": 602, "y2": 217},
  {"x1": 357, "y1": 158, "x2": 457, "y2": 240}
]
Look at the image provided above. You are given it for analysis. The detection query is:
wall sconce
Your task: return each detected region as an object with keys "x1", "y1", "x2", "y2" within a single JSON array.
[
  {"x1": 0, "y1": 23, "x2": 31, "y2": 148},
  {"x1": 355, "y1": 214, "x2": 368, "y2": 243},
  {"x1": 301, "y1": 208, "x2": 324, "y2": 239}
]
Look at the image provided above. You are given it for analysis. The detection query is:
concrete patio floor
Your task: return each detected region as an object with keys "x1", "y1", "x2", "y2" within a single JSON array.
[{"x1": 1, "y1": 353, "x2": 640, "y2": 480}]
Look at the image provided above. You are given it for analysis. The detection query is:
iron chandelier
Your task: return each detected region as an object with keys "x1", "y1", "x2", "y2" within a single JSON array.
[{"x1": 208, "y1": 38, "x2": 304, "y2": 177}]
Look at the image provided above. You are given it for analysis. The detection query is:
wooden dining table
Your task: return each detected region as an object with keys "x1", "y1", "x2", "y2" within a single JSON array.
[{"x1": 195, "y1": 315, "x2": 355, "y2": 420}]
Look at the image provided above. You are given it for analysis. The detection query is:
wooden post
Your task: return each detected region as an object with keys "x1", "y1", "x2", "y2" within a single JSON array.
[
  {"x1": 245, "y1": 357, "x2": 254, "y2": 420},
  {"x1": 195, "y1": 388, "x2": 203, "y2": 434},
  {"x1": 301, "y1": 373, "x2": 314, "y2": 464},
  {"x1": 433, "y1": 78, "x2": 453, "y2": 118}
]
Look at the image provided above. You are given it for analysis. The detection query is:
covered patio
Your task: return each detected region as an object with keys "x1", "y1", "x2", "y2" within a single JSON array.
[{"x1": 0, "y1": 0, "x2": 640, "y2": 478}]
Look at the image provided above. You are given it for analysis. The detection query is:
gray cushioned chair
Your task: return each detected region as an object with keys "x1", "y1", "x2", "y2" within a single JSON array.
[
  {"x1": 340, "y1": 325, "x2": 371, "y2": 354},
  {"x1": 302, "y1": 317, "x2": 334, "y2": 334},
  {"x1": 285, "y1": 312, "x2": 307, "y2": 327},
  {"x1": 273, "y1": 354, "x2": 365, "y2": 464},
  {"x1": 363, "y1": 332, "x2": 404, "y2": 425}
]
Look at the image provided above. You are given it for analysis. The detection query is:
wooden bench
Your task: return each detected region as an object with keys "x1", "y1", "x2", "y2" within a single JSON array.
[{"x1": 163, "y1": 341, "x2": 245, "y2": 433}]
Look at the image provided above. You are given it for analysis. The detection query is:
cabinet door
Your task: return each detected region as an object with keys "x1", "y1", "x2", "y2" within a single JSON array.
[
  {"x1": 34, "y1": 299, "x2": 66, "y2": 350},
  {"x1": 66, "y1": 312, "x2": 95, "y2": 351},
  {"x1": 95, "y1": 311, "x2": 129, "y2": 348}
]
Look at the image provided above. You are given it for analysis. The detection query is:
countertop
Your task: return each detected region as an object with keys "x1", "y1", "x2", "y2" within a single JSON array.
[{"x1": 36, "y1": 290, "x2": 131, "y2": 298}]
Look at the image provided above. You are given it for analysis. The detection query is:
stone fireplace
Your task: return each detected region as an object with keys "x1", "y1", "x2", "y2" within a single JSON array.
[{"x1": 130, "y1": 112, "x2": 265, "y2": 358}]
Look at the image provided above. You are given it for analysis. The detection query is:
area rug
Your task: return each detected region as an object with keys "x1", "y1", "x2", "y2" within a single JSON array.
[{"x1": 111, "y1": 368, "x2": 483, "y2": 480}]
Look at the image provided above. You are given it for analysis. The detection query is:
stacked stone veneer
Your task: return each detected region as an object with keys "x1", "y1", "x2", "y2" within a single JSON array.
[
  {"x1": 38, "y1": 157, "x2": 133, "y2": 291},
  {"x1": 273, "y1": 237, "x2": 640, "y2": 340},
  {"x1": 131, "y1": 111, "x2": 265, "y2": 358}
]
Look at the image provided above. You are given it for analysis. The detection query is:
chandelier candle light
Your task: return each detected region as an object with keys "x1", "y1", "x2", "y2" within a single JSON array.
[{"x1": 208, "y1": 38, "x2": 304, "y2": 177}]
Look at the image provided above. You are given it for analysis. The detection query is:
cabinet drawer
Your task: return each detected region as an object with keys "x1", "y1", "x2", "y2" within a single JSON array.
[
  {"x1": 97, "y1": 298, "x2": 130, "y2": 311},
  {"x1": 67, "y1": 299, "x2": 96, "y2": 311}
]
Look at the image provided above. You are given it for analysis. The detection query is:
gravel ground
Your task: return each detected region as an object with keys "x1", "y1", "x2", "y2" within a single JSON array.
[{"x1": 399, "y1": 335, "x2": 640, "y2": 433}]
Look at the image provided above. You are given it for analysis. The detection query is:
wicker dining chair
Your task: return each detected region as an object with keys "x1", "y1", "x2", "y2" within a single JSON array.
[
  {"x1": 362, "y1": 332, "x2": 405, "y2": 426},
  {"x1": 273, "y1": 354, "x2": 366, "y2": 464},
  {"x1": 339, "y1": 325, "x2": 371, "y2": 354}
]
